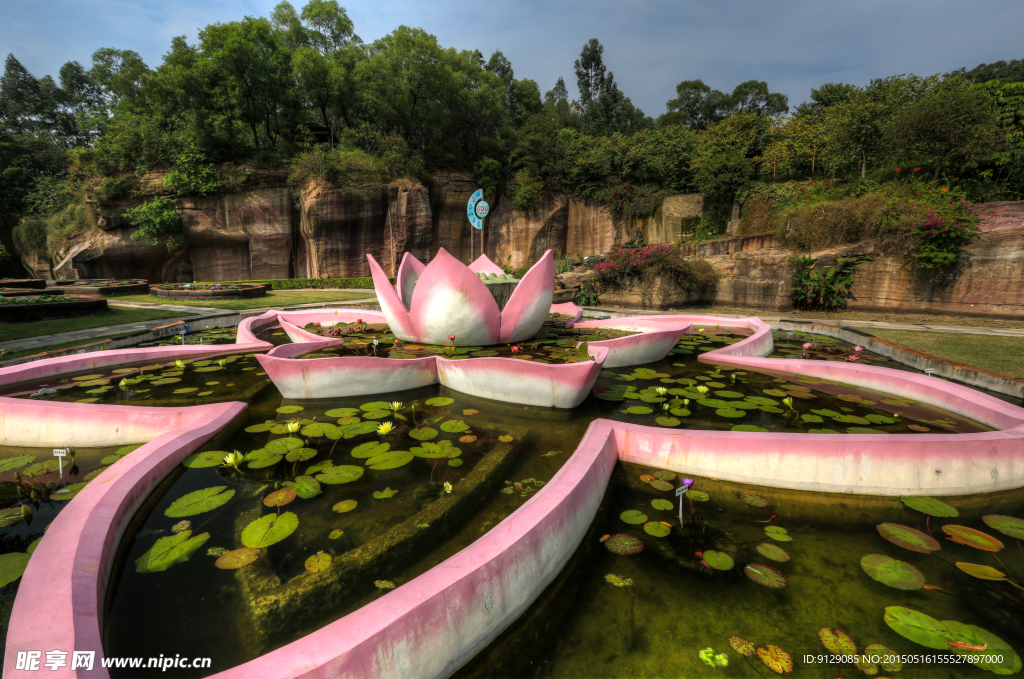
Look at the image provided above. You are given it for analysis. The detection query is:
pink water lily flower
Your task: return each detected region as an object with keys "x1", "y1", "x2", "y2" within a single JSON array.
[
  {"x1": 802, "y1": 342, "x2": 812, "y2": 349},
  {"x1": 854, "y1": 345, "x2": 863, "y2": 352},
  {"x1": 367, "y1": 248, "x2": 554, "y2": 346}
]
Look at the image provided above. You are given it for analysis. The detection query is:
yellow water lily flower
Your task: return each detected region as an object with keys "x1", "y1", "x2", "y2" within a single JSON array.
[
  {"x1": 655, "y1": 387, "x2": 668, "y2": 395},
  {"x1": 286, "y1": 421, "x2": 300, "y2": 433},
  {"x1": 389, "y1": 401, "x2": 403, "y2": 412},
  {"x1": 175, "y1": 360, "x2": 186, "y2": 369},
  {"x1": 222, "y1": 451, "x2": 244, "y2": 470},
  {"x1": 377, "y1": 421, "x2": 395, "y2": 436},
  {"x1": 696, "y1": 385, "x2": 709, "y2": 394},
  {"x1": 443, "y1": 481, "x2": 453, "y2": 494}
]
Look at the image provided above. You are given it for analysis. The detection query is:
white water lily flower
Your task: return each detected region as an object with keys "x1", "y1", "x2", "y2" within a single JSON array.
[
  {"x1": 389, "y1": 401, "x2": 403, "y2": 412},
  {"x1": 443, "y1": 481, "x2": 453, "y2": 494},
  {"x1": 655, "y1": 387, "x2": 668, "y2": 395}
]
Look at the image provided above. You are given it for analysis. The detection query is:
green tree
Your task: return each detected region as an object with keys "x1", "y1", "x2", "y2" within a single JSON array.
[
  {"x1": 124, "y1": 196, "x2": 187, "y2": 250},
  {"x1": 574, "y1": 39, "x2": 606, "y2": 107},
  {"x1": 820, "y1": 99, "x2": 889, "y2": 178},
  {"x1": 886, "y1": 76, "x2": 1006, "y2": 180}
]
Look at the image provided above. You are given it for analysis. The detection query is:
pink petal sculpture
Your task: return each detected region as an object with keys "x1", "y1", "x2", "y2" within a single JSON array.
[{"x1": 367, "y1": 248, "x2": 554, "y2": 346}]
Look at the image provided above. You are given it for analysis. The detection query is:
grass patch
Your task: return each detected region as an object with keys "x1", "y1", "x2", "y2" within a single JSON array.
[
  {"x1": 1, "y1": 333, "x2": 140, "y2": 360},
  {"x1": 854, "y1": 328, "x2": 1024, "y2": 379},
  {"x1": 107, "y1": 290, "x2": 373, "y2": 310},
  {"x1": 0, "y1": 307, "x2": 187, "y2": 343}
]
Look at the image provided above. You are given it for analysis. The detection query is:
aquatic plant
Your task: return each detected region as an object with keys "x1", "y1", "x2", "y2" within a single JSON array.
[
  {"x1": 221, "y1": 451, "x2": 244, "y2": 471},
  {"x1": 604, "y1": 534, "x2": 644, "y2": 556},
  {"x1": 756, "y1": 644, "x2": 792, "y2": 676},
  {"x1": 214, "y1": 548, "x2": 259, "y2": 570},
  {"x1": 376, "y1": 421, "x2": 395, "y2": 437},
  {"x1": 241, "y1": 512, "x2": 298, "y2": 549},
  {"x1": 165, "y1": 486, "x2": 236, "y2": 518},
  {"x1": 860, "y1": 553, "x2": 925, "y2": 590},
  {"x1": 744, "y1": 563, "x2": 787, "y2": 588},
  {"x1": 883, "y1": 606, "x2": 1022, "y2": 674},
  {"x1": 699, "y1": 647, "x2": 729, "y2": 668}
]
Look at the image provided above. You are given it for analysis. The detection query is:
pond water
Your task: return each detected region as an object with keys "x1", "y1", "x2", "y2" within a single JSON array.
[{"x1": 1, "y1": 324, "x2": 1021, "y2": 679}]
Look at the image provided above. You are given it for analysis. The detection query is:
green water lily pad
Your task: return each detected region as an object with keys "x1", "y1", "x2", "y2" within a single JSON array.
[
  {"x1": 0, "y1": 552, "x2": 30, "y2": 587},
  {"x1": 644, "y1": 521, "x2": 671, "y2": 537},
  {"x1": 668, "y1": 408, "x2": 691, "y2": 417},
  {"x1": 301, "y1": 423, "x2": 339, "y2": 438},
  {"x1": 883, "y1": 606, "x2": 952, "y2": 650},
  {"x1": 604, "y1": 533, "x2": 644, "y2": 555},
  {"x1": 698, "y1": 398, "x2": 730, "y2": 408},
  {"x1": 306, "y1": 460, "x2": 333, "y2": 474},
  {"x1": 861, "y1": 553, "x2": 925, "y2": 589},
  {"x1": 360, "y1": 401, "x2": 392, "y2": 411},
  {"x1": 942, "y1": 620, "x2": 1022, "y2": 675},
  {"x1": 316, "y1": 465, "x2": 365, "y2": 485},
  {"x1": 745, "y1": 396, "x2": 778, "y2": 406},
  {"x1": 760, "y1": 406, "x2": 785, "y2": 414},
  {"x1": 286, "y1": 447, "x2": 318, "y2": 463},
  {"x1": 333, "y1": 499, "x2": 357, "y2": 513},
  {"x1": 764, "y1": 389, "x2": 789, "y2": 397},
  {"x1": 833, "y1": 414, "x2": 870, "y2": 425},
  {"x1": 956, "y1": 562, "x2": 1007, "y2": 580},
  {"x1": 865, "y1": 414, "x2": 896, "y2": 424},
  {"x1": 448, "y1": 458, "x2": 463, "y2": 467},
  {"x1": 651, "y1": 499, "x2": 673, "y2": 511},
  {"x1": 764, "y1": 525, "x2": 792, "y2": 542},
  {"x1": 265, "y1": 437, "x2": 303, "y2": 454},
  {"x1": 901, "y1": 496, "x2": 959, "y2": 518},
  {"x1": 409, "y1": 427, "x2": 438, "y2": 441},
  {"x1": 341, "y1": 421, "x2": 380, "y2": 438},
  {"x1": 263, "y1": 488, "x2": 297, "y2": 507},
  {"x1": 715, "y1": 390, "x2": 744, "y2": 398},
  {"x1": 100, "y1": 454, "x2": 124, "y2": 465},
  {"x1": 247, "y1": 453, "x2": 284, "y2": 469},
  {"x1": 877, "y1": 523, "x2": 941, "y2": 553},
  {"x1": 942, "y1": 525, "x2": 1004, "y2": 551},
  {"x1": 214, "y1": 547, "x2": 259, "y2": 570},
  {"x1": 715, "y1": 408, "x2": 745, "y2": 418},
  {"x1": 982, "y1": 514, "x2": 1024, "y2": 539},
  {"x1": 439, "y1": 420, "x2": 469, "y2": 433},
  {"x1": 625, "y1": 406, "x2": 653, "y2": 415},
  {"x1": 649, "y1": 480, "x2": 673, "y2": 491},
  {"x1": 372, "y1": 487, "x2": 397, "y2": 499},
  {"x1": 241, "y1": 512, "x2": 298, "y2": 549},
  {"x1": 352, "y1": 441, "x2": 390, "y2": 458},
  {"x1": 800, "y1": 414, "x2": 823, "y2": 423},
  {"x1": 620, "y1": 510, "x2": 648, "y2": 525},
  {"x1": 329, "y1": 529, "x2": 345, "y2": 539},
  {"x1": 244, "y1": 422, "x2": 274, "y2": 433},
  {"x1": 183, "y1": 450, "x2": 228, "y2": 468},
  {"x1": 50, "y1": 482, "x2": 87, "y2": 501},
  {"x1": 283, "y1": 476, "x2": 322, "y2": 499},
  {"x1": 745, "y1": 563, "x2": 786, "y2": 588},
  {"x1": 305, "y1": 551, "x2": 332, "y2": 574},
  {"x1": 639, "y1": 394, "x2": 666, "y2": 404},
  {"x1": 846, "y1": 427, "x2": 885, "y2": 434},
  {"x1": 325, "y1": 408, "x2": 360, "y2": 418},
  {"x1": 811, "y1": 408, "x2": 841, "y2": 417},
  {"x1": 276, "y1": 405, "x2": 304, "y2": 414},
  {"x1": 655, "y1": 417, "x2": 681, "y2": 427},
  {"x1": 703, "y1": 549, "x2": 733, "y2": 570},
  {"x1": 807, "y1": 428, "x2": 837, "y2": 434},
  {"x1": 689, "y1": 490, "x2": 709, "y2": 501},
  {"x1": 596, "y1": 392, "x2": 624, "y2": 401},
  {"x1": 729, "y1": 637, "x2": 755, "y2": 656},
  {"x1": 818, "y1": 627, "x2": 857, "y2": 656},
  {"x1": 137, "y1": 530, "x2": 210, "y2": 573},
  {"x1": 864, "y1": 644, "x2": 901, "y2": 672},
  {"x1": 755, "y1": 543, "x2": 790, "y2": 562},
  {"x1": 164, "y1": 486, "x2": 235, "y2": 518},
  {"x1": 0, "y1": 455, "x2": 35, "y2": 473},
  {"x1": 425, "y1": 397, "x2": 454, "y2": 407},
  {"x1": 653, "y1": 471, "x2": 675, "y2": 481},
  {"x1": 366, "y1": 451, "x2": 414, "y2": 470},
  {"x1": 732, "y1": 424, "x2": 769, "y2": 432},
  {"x1": 743, "y1": 494, "x2": 769, "y2": 508}
]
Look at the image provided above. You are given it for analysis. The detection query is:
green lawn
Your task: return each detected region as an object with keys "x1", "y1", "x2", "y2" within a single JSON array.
[
  {"x1": 107, "y1": 290, "x2": 373, "y2": 310},
  {"x1": 1, "y1": 332, "x2": 141, "y2": 360},
  {"x1": 854, "y1": 328, "x2": 1024, "y2": 379},
  {"x1": 0, "y1": 307, "x2": 187, "y2": 343}
]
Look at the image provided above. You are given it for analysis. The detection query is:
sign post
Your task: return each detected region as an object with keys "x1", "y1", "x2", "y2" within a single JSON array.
[
  {"x1": 53, "y1": 448, "x2": 68, "y2": 483},
  {"x1": 676, "y1": 484, "x2": 689, "y2": 528},
  {"x1": 466, "y1": 189, "x2": 489, "y2": 262}
]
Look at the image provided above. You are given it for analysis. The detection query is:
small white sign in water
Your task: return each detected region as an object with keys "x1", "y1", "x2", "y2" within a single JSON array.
[
  {"x1": 53, "y1": 448, "x2": 68, "y2": 480},
  {"x1": 676, "y1": 484, "x2": 689, "y2": 527}
]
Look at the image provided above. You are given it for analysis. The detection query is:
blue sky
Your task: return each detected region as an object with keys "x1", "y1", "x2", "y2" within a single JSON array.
[{"x1": 2, "y1": 0, "x2": 1022, "y2": 115}]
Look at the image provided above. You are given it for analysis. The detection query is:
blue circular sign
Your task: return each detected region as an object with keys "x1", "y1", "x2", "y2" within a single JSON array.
[{"x1": 475, "y1": 201, "x2": 490, "y2": 218}]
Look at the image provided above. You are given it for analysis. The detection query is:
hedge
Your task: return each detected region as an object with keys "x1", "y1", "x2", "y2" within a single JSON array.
[{"x1": 194, "y1": 277, "x2": 389, "y2": 290}]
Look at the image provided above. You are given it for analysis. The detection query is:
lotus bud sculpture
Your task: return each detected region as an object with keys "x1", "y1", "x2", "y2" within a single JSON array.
[{"x1": 367, "y1": 248, "x2": 554, "y2": 346}]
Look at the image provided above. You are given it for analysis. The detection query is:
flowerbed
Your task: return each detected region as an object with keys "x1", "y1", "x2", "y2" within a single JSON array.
[
  {"x1": 62, "y1": 279, "x2": 149, "y2": 296},
  {"x1": 0, "y1": 294, "x2": 107, "y2": 321},
  {"x1": 150, "y1": 283, "x2": 269, "y2": 299}
]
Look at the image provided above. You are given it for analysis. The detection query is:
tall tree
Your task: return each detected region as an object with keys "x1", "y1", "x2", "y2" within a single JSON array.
[{"x1": 574, "y1": 39, "x2": 606, "y2": 107}]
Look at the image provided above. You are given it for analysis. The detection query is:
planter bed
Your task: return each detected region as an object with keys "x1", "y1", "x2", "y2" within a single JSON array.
[
  {"x1": 60, "y1": 279, "x2": 149, "y2": 296},
  {"x1": 0, "y1": 288, "x2": 66, "y2": 297},
  {"x1": 0, "y1": 278, "x2": 46, "y2": 290},
  {"x1": 0, "y1": 294, "x2": 107, "y2": 321},
  {"x1": 150, "y1": 283, "x2": 269, "y2": 300}
]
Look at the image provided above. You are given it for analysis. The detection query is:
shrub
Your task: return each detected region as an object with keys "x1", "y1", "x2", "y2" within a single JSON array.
[
  {"x1": 594, "y1": 244, "x2": 717, "y2": 293},
  {"x1": 123, "y1": 197, "x2": 187, "y2": 251},
  {"x1": 288, "y1": 146, "x2": 389, "y2": 190},
  {"x1": 13, "y1": 218, "x2": 48, "y2": 257},
  {"x1": 25, "y1": 176, "x2": 75, "y2": 216},
  {"x1": 511, "y1": 168, "x2": 544, "y2": 211},
  {"x1": 195, "y1": 277, "x2": 382, "y2": 290},
  {"x1": 163, "y1": 143, "x2": 222, "y2": 196},
  {"x1": 473, "y1": 157, "x2": 503, "y2": 196},
  {"x1": 611, "y1": 181, "x2": 662, "y2": 224},
  {"x1": 791, "y1": 254, "x2": 874, "y2": 310},
  {"x1": 95, "y1": 176, "x2": 138, "y2": 206}
]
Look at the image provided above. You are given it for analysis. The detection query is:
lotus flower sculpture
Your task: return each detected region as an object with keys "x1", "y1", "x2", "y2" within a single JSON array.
[{"x1": 366, "y1": 248, "x2": 554, "y2": 346}]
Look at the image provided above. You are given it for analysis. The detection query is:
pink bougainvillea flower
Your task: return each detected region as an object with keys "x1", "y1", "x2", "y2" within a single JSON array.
[
  {"x1": 895, "y1": 168, "x2": 901, "y2": 172},
  {"x1": 914, "y1": 167, "x2": 921, "y2": 172},
  {"x1": 367, "y1": 248, "x2": 554, "y2": 346}
]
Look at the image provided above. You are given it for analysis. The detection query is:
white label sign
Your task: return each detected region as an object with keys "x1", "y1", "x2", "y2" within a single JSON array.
[{"x1": 53, "y1": 448, "x2": 68, "y2": 457}]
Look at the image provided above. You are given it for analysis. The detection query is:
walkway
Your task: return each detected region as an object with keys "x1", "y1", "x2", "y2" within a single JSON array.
[{"x1": 582, "y1": 306, "x2": 1024, "y2": 337}]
